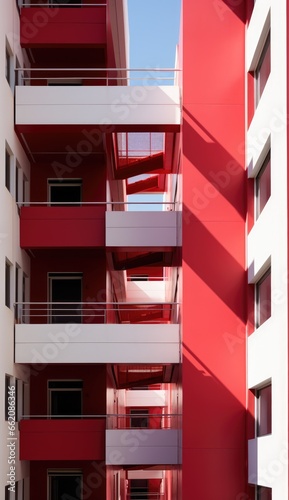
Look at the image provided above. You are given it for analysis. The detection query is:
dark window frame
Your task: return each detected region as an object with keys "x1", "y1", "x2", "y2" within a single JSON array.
[
  {"x1": 256, "y1": 151, "x2": 271, "y2": 218},
  {"x1": 255, "y1": 32, "x2": 271, "y2": 105},
  {"x1": 256, "y1": 268, "x2": 271, "y2": 328},
  {"x1": 256, "y1": 383, "x2": 272, "y2": 437}
]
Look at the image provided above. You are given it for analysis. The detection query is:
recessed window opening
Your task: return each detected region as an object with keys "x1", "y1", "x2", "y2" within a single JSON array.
[
  {"x1": 48, "y1": 381, "x2": 83, "y2": 418},
  {"x1": 255, "y1": 32, "x2": 271, "y2": 105},
  {"x1": 49, "y1": 273, "x2": 82, "y2": 323},
  {"x1": 48, "y1": 179, "x2": 82, "y2": 205},
  {"x1": 48, "y1": 470, "x2": 82, "y2": 500},
  {"x1": 256, "y1": 151, "x2": 271, "y2": 218},
  {"x1": 256, "y1": 268, "x2": 271, "y2": 328},
  {"x1": 130, "y1": 409, "x2": 149, "y2": 428},
  {"x1": 47, "y1": 79, "x2": 83, "y2": 86},
  {"x1": 257, "y1": 485, "x2": 272, "y2": 499},
  {"x1": 256, "y1": 383, "x2": 272, "y2": 437}
]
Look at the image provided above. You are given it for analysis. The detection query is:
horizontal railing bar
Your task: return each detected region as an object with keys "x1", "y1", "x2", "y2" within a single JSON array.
[
  {"x1": 15, "y1": 302, "x2": 179, "y2": 305},
  {"x1": 17, "y1": 201, "x2": 176, "y2": 205},
  {"x1": 18, "y1": 77, "x2": 176, "y2": 82},
  {"x1": 22, "y1": 413, "x2": 181, "y2": 418},
  {"x1": 15, "y1": 67, "x2": 181, "y2": 72},
  {"x1": 22, "y1": 3, "x2": 105, "y2": 6}
]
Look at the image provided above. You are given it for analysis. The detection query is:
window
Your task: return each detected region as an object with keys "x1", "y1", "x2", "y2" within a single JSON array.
[
  {"x1": 130, "y1": 275, "x2": 149, "y2": 281},
  {"x1": 130, "y1": 409, "x2": 149, "y2": 428},
  {"x1": 23, "y1": 174, "x2": 28, "y2": 204},
  {"x1": 255, "y1": 32, "x2": 270, "y2": 105},
  {"x1": 256, "y1": 384, "x2": 271, "y2": 437},
  {"x1": 16, "y1": 379, "x2": 25, "y2": 422},
  {"x1": 256, "y1": 269, "x2": 271, "y2": 328},
  {"x1": 15, "y1": 265, "x2": 20, "y2": 320},
  {"x1": 48, "y1": 471, "x2": 82, "y2": 500},
  {"x1": 257, "y1": 485, "x2": 272, "y2": 499},
  {"x1": 48, "y1": 381, "x2": 83, "y2": 418},
  {"x1": 48, "y1": 179, "x2": 82, "y2": 205},
  {"x1": 48, "y1": 80, "x2": 82, "y2": 86},
  {"x1": 130, "y1": 479, "x2": 149, "y2": 500},
  {"x1": 5, "y1": 43, "x2": 12, "y2": 87},
  {"x1": 256, "y1": 152, "x2": 271, "y2": 218},
  {"x1": 5, "y1": 485, "x2": 10, "y2": 500},
  {"x1": 49, "y1": 0, "x2": 81, "y2": 6},
  {"x1": 49, "y1": 273, "x2": 82, "y2": 323},
  {"x1": 5, "y1": 260, "x2": 12, "y2": 309},
  {"x1": 5, "y1": 146, "x2": 12, "y2": 192},
  {"x1": 5, "y1": 374, "x2": 13, "y2": 421}
]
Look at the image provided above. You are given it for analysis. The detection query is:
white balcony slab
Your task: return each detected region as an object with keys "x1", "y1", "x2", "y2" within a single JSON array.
[
  {"x1": 125, "y1": 390, "x2": 166, "y2": 407},
  {"x1": 15, "y1": 323, "x2": 180, "y2": 364},
  {"x1": 126, "y1": 281, "x2": 166, "y2": 303},
  {"x1": 106, "y1": 211, "x2": 179, "y2": 247},
  {"x1": 15, "y1": 86, "x2": 180, "y2": 126},
  {"x1": 106, "y1": 429, "x2": 180, "y2": 465}
]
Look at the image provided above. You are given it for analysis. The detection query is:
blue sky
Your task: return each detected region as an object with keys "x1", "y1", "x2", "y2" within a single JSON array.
[
  {"x1": 126, "y1": 1, "x2": 181, "y2": 209},
  {"x1": 127, "y1": 0, "x2": 181, "y2": 69}
]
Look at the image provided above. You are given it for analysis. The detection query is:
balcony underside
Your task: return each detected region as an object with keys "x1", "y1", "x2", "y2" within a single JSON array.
[{"x1": 15, "y1": 324, "x2": 180, "y2": 364}]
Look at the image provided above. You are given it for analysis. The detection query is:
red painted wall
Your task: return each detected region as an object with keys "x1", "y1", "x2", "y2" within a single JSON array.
[
  {"x1": 30, "y1": 364, "x2": 107, "y2": 415},
  {"x1": 21, "y1": 7, "x2": 106, "y2": 48},
  {"x1": 30, "y1": 460, "x2": 106, "y2": 500},
  {"x1": 20, "y1": 206, "x2": 105, "y2": 248},
  {"x1": 20, "y1": 418, "x2": 105, "y2": 460},
  {"x1": 182, "y1": 1, "x2": 247, "y2": 498},
  {"x1": 29, "y1": 248, "x2": 106, "y2": 323},
  {"x1": 30, "y1": 162, "x2": 106, "y2": 203}
]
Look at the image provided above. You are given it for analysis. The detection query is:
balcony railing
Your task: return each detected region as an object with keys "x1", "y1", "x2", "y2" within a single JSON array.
[
  {"x1": 15, "y1": 67, "x2": 181, "y2": 86},
  {"x1": 18, "y1": 201, "x2": 178, "y2": 211},
  {"x1": 21, "y1": 413, "x2": 181, "y2": 429},
  {"x1": 15, "y1": 301, "x2": 179, "y2": 324},
  {"x1": 20, "y1": 2, "x2": 105, "y2": 6}
]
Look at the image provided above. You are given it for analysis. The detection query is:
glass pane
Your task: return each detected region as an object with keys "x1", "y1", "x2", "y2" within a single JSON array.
[
  {"x1": 50, "y1": 475, "x2": 82, "y2": 500},
  {"x1": 257, "y1": 156, "x2": 271, "y2": 216},
  {"x1": 257, "y1": 271, "x2": 271, "y2": 327},
  {"x1": 257, "y1": 385, "x2": 271, "y2": 436},
  {"x1": 257, "y1": 486, "x2": 272, "y2": 500}
]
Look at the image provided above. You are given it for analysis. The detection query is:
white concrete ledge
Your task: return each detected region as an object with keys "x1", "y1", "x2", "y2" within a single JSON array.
[
  {"x1": 15, "y1": 86, "x2": 181, "y2": 126},
  {"x1": 15, "y1": 323, "x2": 180, "y2": 364}
]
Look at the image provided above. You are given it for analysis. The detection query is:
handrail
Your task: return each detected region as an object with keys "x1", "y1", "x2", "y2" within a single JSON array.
[
  {"x1": 21, "y1": 413, "x2": 181, "y2": 418},
  {"x1": 21, "y1": 413, "x2": 181, "y2": 429},
  {"x1": 14, "y1": 301, "x2": 179, "y2": 324},
  {"x1": 21, "y1": 3, "x2": 105, "y2": 6},
  {"x1": 15, "y1": 67, "x2": 181, "y2": 85},
  {"x1": 17, "y1": 201, "x2": 176, "y2": 206}
]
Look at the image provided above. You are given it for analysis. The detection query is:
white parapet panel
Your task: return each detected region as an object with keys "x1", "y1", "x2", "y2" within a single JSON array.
[
  {"x1": 126, "y1": 281, "x2": 166, "y2": 303},
  {"x1": 106, "y1": 211, "x2": 179, "y2": 247},
  {"x1": 15, "y1": 323, "x2": 180, "y2": 364},
  {"x1": 248, "y1": 435, "x2": 286, "y2": 489},
  {"x1": 106, "y1": 429, "x2": 180, "y2": 465},
  {"x1": 125, "y1": 390, "x2": 167, "y2": 407},
  {"x1": 15, "y1": 86, "x2": 180, "y2": 126}
]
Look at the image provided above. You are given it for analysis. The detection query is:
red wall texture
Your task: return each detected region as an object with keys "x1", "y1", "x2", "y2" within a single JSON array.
[{"x1": 182, "y1": 1, "x2": 248, "y2": 498}]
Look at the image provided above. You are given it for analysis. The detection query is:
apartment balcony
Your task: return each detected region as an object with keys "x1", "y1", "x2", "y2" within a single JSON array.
[
  {"x1": 106, "y1": 209, "x2": 181, "y2": 250},
  {"x1": 106, "y1": 414, "x2": 181, "y2": 465},
  {"x1": 20, "y1": 204, "x2": 105, "y2": 248},
  {"x1": 15, "y1": 302, "x2": 180, "y2": 364},
  {"x1": 19, "y1": 417, "x2": 105, "y2": 461},
  {"x1": 15, "y1": 70, "x2": 180, "y2": 144},
  {"x1": 20, "y1": 4, "x2": 106, "y2": 48}
]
